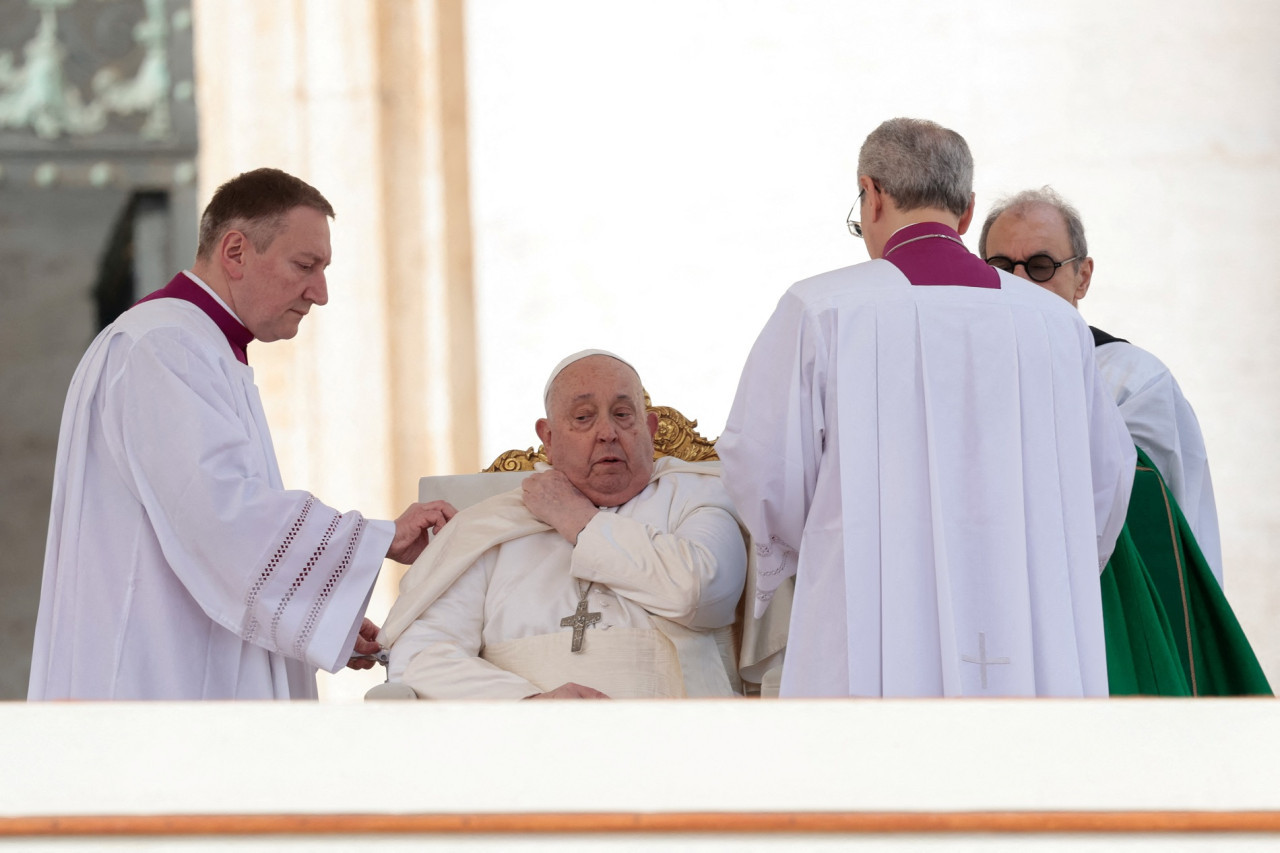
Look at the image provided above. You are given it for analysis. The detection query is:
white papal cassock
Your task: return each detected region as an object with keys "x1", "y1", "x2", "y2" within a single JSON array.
[
  {"x1": 29, "y1": 273, "x2": 392, "y2": 700},
  {"x1": 382, "y1": 458, "x2": 747, "y2": 699},
  {"x1": 719, "y1": 229, "x2": 1135, "y2": 699},
  {"x1": 1093, "y1": 337, "x2": 1222, "y2": 585}
]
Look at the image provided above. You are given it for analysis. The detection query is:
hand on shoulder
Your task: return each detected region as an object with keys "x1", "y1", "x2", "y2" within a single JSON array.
[{"x1": 387, "y1": 500, "x2": 457, "y2": 564}]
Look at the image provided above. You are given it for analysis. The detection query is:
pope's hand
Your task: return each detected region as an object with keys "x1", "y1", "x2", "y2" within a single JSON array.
[
  {"x1": 521, "y1": 470, "x2": 599, "y2": 544},
  {"x1": 524, "y1": 682, "x2": 611, "y2": 699},
  {"x1": 345, "y1": 617, "x2": 382, "y2": 670},
  {"x1": 387, "y1": 500, "x2": 457, "y2": 564}
]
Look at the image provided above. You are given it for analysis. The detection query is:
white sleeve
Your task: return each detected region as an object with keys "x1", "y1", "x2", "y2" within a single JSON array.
[
  {"x1": 1085, "y1": 357, "x2": 1137, "y2": 570},
  {"x1": 717, "y1": 290, "x2": 826, "y2": 616},
  {"x1": 1113, "y1": 369, "x2": 1223, "y2": 584},
  {"x1": 389, "y1": 553, "x2": 542, "y2": 700},
  {"x1": 102, "y1": 327, "x2": 391, "y2": 672},
  {"x1": 570, "y1": 501, "x2": 747, "y2": 629}
]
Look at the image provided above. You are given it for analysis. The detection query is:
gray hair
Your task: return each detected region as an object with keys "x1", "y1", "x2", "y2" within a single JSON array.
[
  {"x1": 978, "y1": 186, "x2": 1088, "y2": 271},
  {"x1": 857, "y1": 118, "x2": 973, "y2": 218}
]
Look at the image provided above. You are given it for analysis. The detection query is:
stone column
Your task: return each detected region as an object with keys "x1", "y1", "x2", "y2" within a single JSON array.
[{"x1": 192, "y1": 0, "x2": 478, "y2": 696}]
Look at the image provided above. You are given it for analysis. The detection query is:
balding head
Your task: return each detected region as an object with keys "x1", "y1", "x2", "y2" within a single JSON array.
[
  {"x1": 980, "y1": 188, "x2": 1094, "y2": 307},
  {"x1": 979, "y1": 186, "x2": 1088, "y2": 264}
]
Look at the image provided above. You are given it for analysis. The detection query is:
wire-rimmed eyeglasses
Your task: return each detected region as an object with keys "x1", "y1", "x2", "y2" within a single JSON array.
[
  {"x1": 985, "y1": 254, "x2": 1079, "y2": 283},
  {"x1": 846, "y1": 190, "x2": 865, "y2": 238}
]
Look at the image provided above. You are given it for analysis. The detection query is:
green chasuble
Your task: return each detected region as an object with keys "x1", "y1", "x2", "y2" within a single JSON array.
[
  {"x1": 1102, "y1": 447, "x2": 1271, "y2": 696},
  {"x1": 1101, "y1": 526, "x2": 1189, "y2": 696}
]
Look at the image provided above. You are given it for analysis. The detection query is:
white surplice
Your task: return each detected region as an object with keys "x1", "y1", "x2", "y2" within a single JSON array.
[
  {"x1": 385, "y1": 458, "x2": 747, "y2": 699},
  {"x1": 718, "y1": 260, "x2": 1135, "y2": 698},
  {"x1": 1094, "y1": 339, "x2": 1222, "y2": 585},
  {"x1": 30, "y1": 287, "x2": 392, "y2": 700}
]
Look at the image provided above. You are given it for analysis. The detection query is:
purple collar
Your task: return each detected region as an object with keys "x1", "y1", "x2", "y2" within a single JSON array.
[
  {"x1": 881, "y1": 222, "x2": 1000, "y2": 289},
  {"x1": 134, "y1": 273, "x2": 254, "y2": 365}
]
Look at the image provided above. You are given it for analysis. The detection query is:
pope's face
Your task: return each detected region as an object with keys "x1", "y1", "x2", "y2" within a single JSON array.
[
  {"x1": 536, "y1": 356, "x2": 658, "y2": 507},
  {"x1": 984, "y1": 203, "x2": 1092, "y2": 306},
  {"x1": 229, "y1": 206, "x2": 331, "y2": 342}
]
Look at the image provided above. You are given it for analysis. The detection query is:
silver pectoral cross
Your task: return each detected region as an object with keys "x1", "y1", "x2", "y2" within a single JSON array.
[{"x1": 560, "y1": 595, "x2": 601, "y2": 653}]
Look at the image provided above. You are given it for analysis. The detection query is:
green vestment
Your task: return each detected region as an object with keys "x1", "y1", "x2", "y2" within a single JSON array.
[{"x1": 1102, "y1": 447, "x2": 1271, "y2": 696}]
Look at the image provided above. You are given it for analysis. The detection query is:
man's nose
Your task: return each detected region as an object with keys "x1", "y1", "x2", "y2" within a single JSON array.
[
  {"x1": 308, "y1": 272, "x2": 329, "y2": 306},
  {"x1": 595, "y1": 418, "x2": 618, "y2": 441}
]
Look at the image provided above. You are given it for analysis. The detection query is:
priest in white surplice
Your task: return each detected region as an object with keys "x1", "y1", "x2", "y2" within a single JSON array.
[
  {"x1": 380, "y1": 351, "x2": 747, "y2": 699},
  {"x1": 979, "y1": 187, "x2": 1223, "y2": 585},
  {"x1": 718, "y1": 119, "x2": 1135, "y2": 698},
  {"x1": 29, "y1": 168, "x2": 453, "y2": 701}
]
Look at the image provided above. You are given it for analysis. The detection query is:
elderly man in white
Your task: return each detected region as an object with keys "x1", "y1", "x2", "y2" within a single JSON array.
[{"x1": 379, "y1": 350, "x2": 748, "y2": 699}]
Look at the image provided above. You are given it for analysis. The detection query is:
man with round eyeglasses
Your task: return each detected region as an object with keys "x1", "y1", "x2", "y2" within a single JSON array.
[
  {"x1": 720, "y1": 118, "x2": 1137, "y2": 698},
  {"x1": 979, "y1": 188, "x2": 1221, "y2": 584},
  {"x1": 979, "y1": 189, "x2": 1269, "y2": 696}
]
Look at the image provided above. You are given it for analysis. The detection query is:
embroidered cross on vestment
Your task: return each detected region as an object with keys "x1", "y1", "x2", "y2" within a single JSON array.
[{"x1": 962, "y1": 632, "x2": 1011, "y2": 689}]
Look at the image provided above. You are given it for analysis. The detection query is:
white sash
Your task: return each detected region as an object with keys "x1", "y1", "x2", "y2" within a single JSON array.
[{"x1": 481, "y1": 628, "x2": 686, "y2": 698}]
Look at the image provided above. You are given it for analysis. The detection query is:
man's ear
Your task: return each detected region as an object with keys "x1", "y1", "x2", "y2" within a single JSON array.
[
  {"x1": 862, "y1": 177, "x2": 886, "y2": 223},
  {"x1": 956, "y1": 192, "x2": 976, "y2": 235},
  {"x1": 535, "y1": 418, "x2": 552, "y2": 457},
  {"x1": 220, "y1": 230, "x2": 248, "y2": 280},
  {"x1": 646, "y1": 410, "x2": 659, "y2": 439},
  {"x1": 1073, "y1": 257, "x2": 1094, "y2": 305}
]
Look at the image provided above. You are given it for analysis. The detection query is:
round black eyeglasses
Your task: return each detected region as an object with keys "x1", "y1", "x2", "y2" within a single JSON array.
[{"x1": 985, "y1": 254, "x2": 1078, "y2": 282}]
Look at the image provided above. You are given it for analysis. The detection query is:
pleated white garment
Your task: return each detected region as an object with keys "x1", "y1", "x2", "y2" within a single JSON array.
[
  {"x1": 719, "y1": 259, "x2": 1135, "y2": 698},
  {"x1": 30, "y1": 294, "x2": 390, "y2": 700}
]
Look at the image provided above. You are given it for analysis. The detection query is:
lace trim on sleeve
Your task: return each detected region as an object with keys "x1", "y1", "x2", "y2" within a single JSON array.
[
  {"x1": 269, "y1": 511, "x2": 341, "y2": 646},
  {"x1": 754, "y1": 535, "x2": 798, "y2": 605},
  {"x1": 756, "y1": 535, "x2": 798, "y2": 577},
  {"x1": 294, "y1": 516, "x2": 367, "y2": 658},
  {"x1": 244, "y1": 496, "x2": 314, "y2": 644}
]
